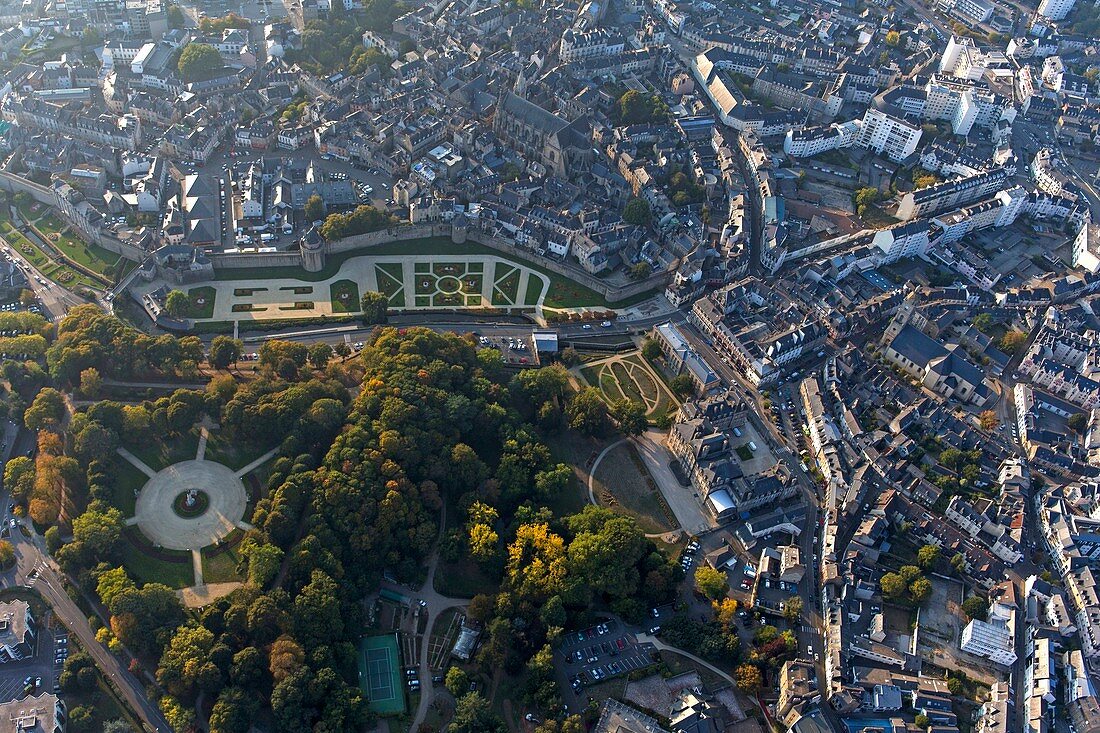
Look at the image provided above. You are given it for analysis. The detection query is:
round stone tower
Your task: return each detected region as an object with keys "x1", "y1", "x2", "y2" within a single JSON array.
[
  {"x1": 300, "y1": 224, "x2": 325, "y2": 273},
  {"x1": 451, "y1": 212, "x2": 468, "y2": 244}
]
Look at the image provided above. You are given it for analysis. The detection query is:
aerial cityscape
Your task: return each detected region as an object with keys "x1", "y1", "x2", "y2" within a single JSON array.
[{"x1": 0, "y1": 0, "x2": 1095, "y2": 731}]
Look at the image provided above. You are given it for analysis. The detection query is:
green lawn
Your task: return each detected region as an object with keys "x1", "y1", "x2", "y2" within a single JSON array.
[
  {"x1": 185, "y1": 286, "x2": 216, "y2": 319},
  {"x1": 610, "y1": 361, "x2": 644, "y2": 403},
  {"x1": 543, "y1": 429, "x2": 602, "y2": 517},
  {"x1": 735, "y1": 445, "x2": 754, "y2": 461},
  {"x1": 35, "y1": 214, "x2": 117, "y2": 278},
  {"x1": 414, "y1": 273, "x2": 437, "y2": 295},
  {"x1": 491, "y1": 265, "x2": 519, "y2": 305},
  {"x1": 108, "y1": 455, "x2": 148, "y2": 517},
  {"x1": 120, "y1": 529, "x2": 194, "y2": 589},
  {"x1": 202, "y1": 543, "x2": 245, "y2": 584},
  {"x1": 330, "y1": 279, "x2": 360, "y2": 313},
  {"x1": 460, "y1": 273, "x2": 483, "y2": 294},
  {"x1": 524, "y1": 276, "x2": 544, "y2": 305},
  {"x1": 202, "y1": 431, "x2": 273, "y2": 472},
  {"x1": 125, "y1": 428, "x2": 200, "y2": 472},
  {"x1": 375, "y1": 263, "x2": 404, "y2": 303}
]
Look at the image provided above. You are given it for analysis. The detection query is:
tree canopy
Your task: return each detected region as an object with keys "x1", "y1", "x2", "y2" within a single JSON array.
[{"x1": 178, "y1": 43, "x2": 224, "y2": 82}]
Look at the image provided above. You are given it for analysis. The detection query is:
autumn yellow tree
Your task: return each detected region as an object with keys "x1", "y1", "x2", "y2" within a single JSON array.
[
  {"x1": 714, "y1": 598, "x2": 739, "y2": 628},
  {"x1": 507, "y1": 523, "x2": 569, "y2": 603}
]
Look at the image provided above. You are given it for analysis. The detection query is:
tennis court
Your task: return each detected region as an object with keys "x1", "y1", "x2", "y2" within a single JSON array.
[{"x1": 358, "y1": 634, "x2": 406, "y2": 715}]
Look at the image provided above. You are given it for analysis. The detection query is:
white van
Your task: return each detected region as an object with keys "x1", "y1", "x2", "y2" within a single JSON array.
[
  {"x1": 748, "y1": 441, "x2": 757, "y2": 451},
  {"x1": 260, "y1": 233, "x2": 275, "y2": 243}
]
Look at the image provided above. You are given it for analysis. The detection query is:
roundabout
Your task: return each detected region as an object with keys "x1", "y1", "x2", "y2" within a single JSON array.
[{"x1": 132, "y1": 459, "x2": 247, "y2": 551}]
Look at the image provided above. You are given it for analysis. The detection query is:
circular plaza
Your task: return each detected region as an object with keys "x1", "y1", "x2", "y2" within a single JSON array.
[{"x1": 132, "y1": 459, "x2": 247, "y2": 551}]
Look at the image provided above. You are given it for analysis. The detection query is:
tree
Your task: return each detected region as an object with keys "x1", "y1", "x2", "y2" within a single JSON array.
[
  {"x1": 618, "y1": 90, "x2": 666, "y2": 124},
  {"x1": 623, "y1": 198, "x2": 652, "y2": 226},
  {"x1": 163, "y1": 290, "x2": 191, "y2": 318},
  {"x1": 304, "y1": 194, "x2": 325, "y2": 223},
  {"x1": 909, "y1": 576, "x2": 933, "y2": 604},
  {"x1": 4, "y1": 457, "x2": 35, "y2": 503},
  {"x1": 320, "y1": 204, "x2": 397, "y2": 240},
  {"x1": 695, "y1": 565, "x2": 728, "y2": 601},
  {"x1": 468, "y1": 523, "x2": 499, "y2": 562},
  {"x1": 962, "y1": 595, "x2": 988, "y2": 621},
  {"x1": 160, "y1": 696, "x2": 195, "y2": 733},
  {"x1": 880, "y1": 572, "x2": 907, "y2": 599},
  {"x1": 72, "y1": 502, "x2": 124, "y2": 557},
  {"x1": 669, "y1": 374, "x2": 695, "y2": 399},
  {"x1": 0, "y1": 541, "x2": 13, "y2": 569},
  {"x1": 308, "y1": 343, "x2": 333, "y2": 370},
  {"x1": 444, "y1": 666, "x2": 469, "y2": 697},
  {"x1": 178, "y1": 43, "x2": 223, "y2": 82},
  {"x1": 210, "y1": 336, "x2": 243, "y2": 370},
  {"x1": 566, "y1": 388, "x2": 608, "y2": 436},
  {"x1": 917, "y1": 544, "x2": 940, "y2": 570},
  {"x1": 998, "y1": 330, "x2": 1029, "y2": 354},
  {"x1": 209, "y1": 687, "x2": 259, "y2": 733},
  {"x1": 167, "y1": 4, "x2": 185, "y2": 27},
  {"x1": 973, "y1": 313, "x2": 995, "y2": 334},
  {"x1": 1069, "y1": 412, "x2": 1089, "y2": 434},
  {"x1": 360, "y1": 291, "x2": 388, "y2": 324},
  {"x1": 915, "y1": 715, "x2": 930, "y2": 729},
  {"x1": 449, "y1": 692, "x2": 506, "y2": 733},
  {"x1": 610, "y1": 399, "x2": 647, "y2": 436},
  {"x1": 783, "y1": 596, "x2": 803, "y2": 623},
  {"x1": 24, "y1": 388, "x2": 65, "y2": 431},
  {"x1": 734, "y1": 664, "x2": 762, "y2": 694},
  {"x1": 79, "y1": 368, "x2": 101, "y2": 398},
  {"x1": 885, "y1": 30, "x2": 901, "y2": 46},
  {"x1": 629, "y1": 262, "x2": 652, "y2": 280},
  {"x1": 979, "y1": 410, "x2": 999, "y2": 431},
  {"x1": 241, "y1": 540, "x2": 283, "y2": 587},
  {"x1": 73, "y1": 422, "x2": 118, "y2": 464},
  {"x1": 156, "y1": 623, "x2": 217, "y2": 697},
  {"x1": 642, "y1": 339, "x2": 662, "y2": 361},
  {"x1": 854, "y1": 187, "x2": 880, "y2": 215}
]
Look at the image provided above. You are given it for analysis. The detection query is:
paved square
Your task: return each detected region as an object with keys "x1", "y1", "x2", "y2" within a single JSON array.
[{"x1": 132, "y1": 460, "x2": 247, "y2": 551}]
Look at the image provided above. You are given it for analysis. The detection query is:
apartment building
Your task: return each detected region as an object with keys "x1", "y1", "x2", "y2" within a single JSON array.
[
  {"x1": 855, "y1": 108, "x2": 922, "y2": 162},
  {"x1": 895, "y1": 167, "x2": 1011, "y2": 220}
]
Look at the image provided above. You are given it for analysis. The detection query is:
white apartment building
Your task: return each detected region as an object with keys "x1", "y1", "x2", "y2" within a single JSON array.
[
  {"x1": 1074, "y1": 223, "x2": 1100, "y2": 274},
  {"x1": 783, "y1": 120, "x2": 860, "y2": 157},
  {"x1": 856, "y1": 108, "x2": 922, "y2": 162},
  {"x1": 960, "y1": 618, "x2": 1017, "y2": 666},
  {"x1": 1038, "y1": 0, "x2": 1076, "y2": 20},
  {"x1": 559, "y1": 28, "x2": 624, "y2": 62},
  {"x1": 873, "y1": 221, "x2": 930, "y2": 263}
]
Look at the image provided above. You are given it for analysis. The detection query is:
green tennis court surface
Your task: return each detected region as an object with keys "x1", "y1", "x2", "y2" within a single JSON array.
[{"x1": 358, "y1": 634, "x2": 406, "y2": 715}]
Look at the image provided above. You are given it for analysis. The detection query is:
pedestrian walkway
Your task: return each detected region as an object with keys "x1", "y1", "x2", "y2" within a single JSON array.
[{"x1": 191, "y1": 549, "x2": 203, "y2": 586}]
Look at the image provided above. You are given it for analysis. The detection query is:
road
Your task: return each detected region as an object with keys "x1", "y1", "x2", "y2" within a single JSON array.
[{"x1": 0, "y1": 422, "x2": 171, "y2": 732}]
